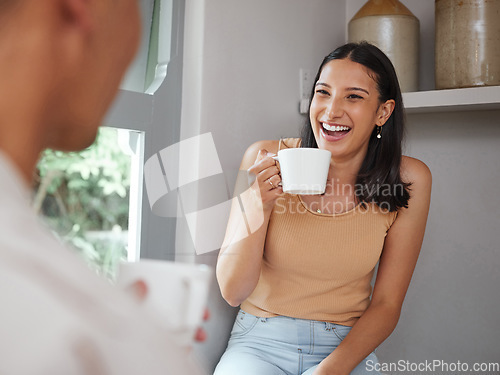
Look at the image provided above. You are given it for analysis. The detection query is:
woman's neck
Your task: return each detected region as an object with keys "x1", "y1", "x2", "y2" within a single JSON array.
[{"x1": 327, "y1": 154, "x2": 365, "y2": 189}]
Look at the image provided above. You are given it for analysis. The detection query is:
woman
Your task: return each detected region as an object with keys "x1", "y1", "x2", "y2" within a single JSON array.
[{"x1": 214, "y1": 42, "x2": 432, "y2": 375}]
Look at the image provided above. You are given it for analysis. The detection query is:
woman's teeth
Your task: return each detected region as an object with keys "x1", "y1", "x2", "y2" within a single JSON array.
[{"x1": 322, "y1": 123, "x2": 351, "y2": 131}]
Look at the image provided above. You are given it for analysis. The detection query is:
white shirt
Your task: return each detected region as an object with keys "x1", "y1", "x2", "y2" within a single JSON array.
[{"x1": 0, "y1": 152, "x2": 204, "y2": 375}]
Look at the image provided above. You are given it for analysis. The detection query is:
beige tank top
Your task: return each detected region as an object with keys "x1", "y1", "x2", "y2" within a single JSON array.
[{"x1": 240, "y1": 138, "x2": 398, "y2": 326}]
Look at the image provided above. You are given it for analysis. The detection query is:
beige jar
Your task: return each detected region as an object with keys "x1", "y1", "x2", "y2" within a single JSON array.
[
  {"x1": 348, "y1": 0, "x2": 420, "y2": 92},
  {"x1": 435, "y1": 0, "x2": 500, "y2": 89}
]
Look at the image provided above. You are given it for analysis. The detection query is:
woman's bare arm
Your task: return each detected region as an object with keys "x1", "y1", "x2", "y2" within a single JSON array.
[{"x1": 216, "y1": 140, "x2": 282, "y2": 306}]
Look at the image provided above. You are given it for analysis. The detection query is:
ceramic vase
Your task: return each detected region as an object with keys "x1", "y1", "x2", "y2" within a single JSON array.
[
  {"x1": 435, "y1": 0, "x2": 500, "y2": 89},
  {"x1": 348, "y1": 0, "x2": 420, "y2": 92}
]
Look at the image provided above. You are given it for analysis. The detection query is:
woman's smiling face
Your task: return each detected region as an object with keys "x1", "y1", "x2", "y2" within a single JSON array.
[{"x1": 309, "y1": 58, "x2": 394, "y2": 164}]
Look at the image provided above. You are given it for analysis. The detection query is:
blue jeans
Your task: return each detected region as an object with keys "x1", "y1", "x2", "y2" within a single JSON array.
[{"x1": 214, "y1": 310, "x2": 380, "y2": 375}]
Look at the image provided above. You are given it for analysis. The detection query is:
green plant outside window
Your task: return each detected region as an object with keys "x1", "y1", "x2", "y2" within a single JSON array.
[{"x1": 35, "y1": 128, "x2": 131, "y2": 279}]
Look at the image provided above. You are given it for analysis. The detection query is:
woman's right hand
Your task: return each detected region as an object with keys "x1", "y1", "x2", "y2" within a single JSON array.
[
  {"x1": 247, "y1": 149, "x2": 283, "y2": 211},
  {"x1": 216, "y1": 142, "x2": 281, "y2": 307}
]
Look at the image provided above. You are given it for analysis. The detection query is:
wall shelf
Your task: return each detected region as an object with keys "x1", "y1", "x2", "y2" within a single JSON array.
[
  {"x1": 403, "y1": 85, "x2": 500, "y2": 114},
  {"x1": 346, "y1": 1, "x2": 500, "y2": 115}
]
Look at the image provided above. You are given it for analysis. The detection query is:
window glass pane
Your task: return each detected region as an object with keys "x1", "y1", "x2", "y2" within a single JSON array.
[
  {"x1": 34, "y1": 127, "x2": 143, "y2": 280},
  {"x1": 121, "y1": 0, "x2": 155, "y2": 92},
  {"x1": 121, "y1": 0, "x2": 173, "y2": 94}
]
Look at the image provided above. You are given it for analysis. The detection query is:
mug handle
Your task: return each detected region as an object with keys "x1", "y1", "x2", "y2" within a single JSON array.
[
  {"x1": 271, "y1": 155, "x2": 282, "y2": 186},
  {"x1": 180, "y1": 277, "x2": 205, "y2": 326}
]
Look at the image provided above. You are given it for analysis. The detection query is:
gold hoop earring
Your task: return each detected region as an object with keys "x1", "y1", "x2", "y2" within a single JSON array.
[{"x1": 376, "y1": 126, "x2": 383, "y2": 139}]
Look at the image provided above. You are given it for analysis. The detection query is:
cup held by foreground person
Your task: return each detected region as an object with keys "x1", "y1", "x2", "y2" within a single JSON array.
[{"x1": 116, "y1": 260, "x2": 213, "y2": 347}]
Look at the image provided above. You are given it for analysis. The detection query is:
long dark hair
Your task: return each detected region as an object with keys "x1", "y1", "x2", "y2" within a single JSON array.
[{"x1": 301, "y1": 41, "x2": 411, "y2": 211}]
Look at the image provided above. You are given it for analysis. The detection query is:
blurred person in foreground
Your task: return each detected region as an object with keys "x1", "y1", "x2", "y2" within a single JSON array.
[{"x1": 0, "y1": 0, "x2": 204, "y2": 374}]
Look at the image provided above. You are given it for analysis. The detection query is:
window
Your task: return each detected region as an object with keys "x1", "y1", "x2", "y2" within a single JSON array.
[
  {"x1": 34, "y1": 127, "x2": 144, "y2": 279},
  {"x1": 121, "y1": 0, "x2": 172, "y2": 94}
]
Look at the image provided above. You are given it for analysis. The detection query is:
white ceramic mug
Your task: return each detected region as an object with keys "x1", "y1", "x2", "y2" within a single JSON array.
[
  {"x1": 275, "y1": 148, "x2": 331, "y2": 195},
  {"x1": 116, "y1": 260, "x2": 212, "y2": 347}
]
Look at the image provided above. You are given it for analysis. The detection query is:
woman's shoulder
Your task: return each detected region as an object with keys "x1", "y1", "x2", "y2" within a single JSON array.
[
  {"x1": 401, "y1": 155, "x2": 432, "y2": 187},
  {"x1": 246, "y1": 139, "x2": 280, "y2": 155},
  {"x1": 238, "y1": 140, "x2": 278, "y2": 170},
  {"x1": 245, "y1": 137, "x2": 301, "y2": 156},
  {"x1": 279, "y1": 137, "x2": 302, "y2": 149},
  {"x1": 240, "y1": 138, "x2": 301, "y2": 169}
]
